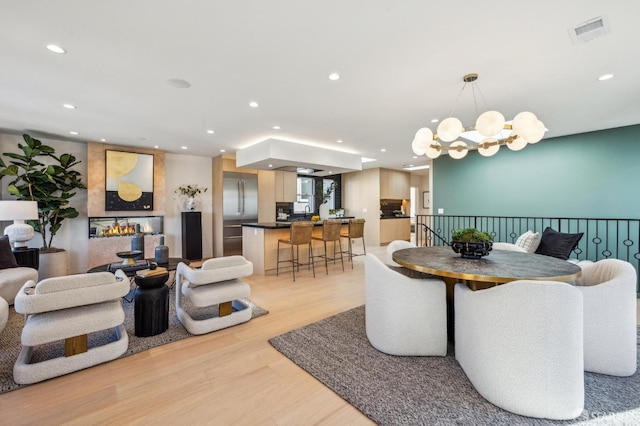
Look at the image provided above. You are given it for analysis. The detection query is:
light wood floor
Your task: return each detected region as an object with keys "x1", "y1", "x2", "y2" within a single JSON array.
[{"x1": 0, "y1": 246, "x2": 380, "y2": 425}]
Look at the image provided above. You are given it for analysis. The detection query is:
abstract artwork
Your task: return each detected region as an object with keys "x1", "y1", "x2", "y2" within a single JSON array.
[{"x1": 105, "y1": 150, "x2": 154, "y2": 211}]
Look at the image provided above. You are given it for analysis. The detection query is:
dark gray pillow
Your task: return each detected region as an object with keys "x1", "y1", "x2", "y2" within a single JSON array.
[
  {"x1": 535, "y1": 227, "x2": 583, "y2": 260},
  {"x1": 0, "y1": 235, "x2": 19, "y2": 269}
]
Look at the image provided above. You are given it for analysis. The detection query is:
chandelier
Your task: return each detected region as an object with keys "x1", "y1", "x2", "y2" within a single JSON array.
[{"x1": 412, "y1": 73, "x2": 546, "y2": 160}]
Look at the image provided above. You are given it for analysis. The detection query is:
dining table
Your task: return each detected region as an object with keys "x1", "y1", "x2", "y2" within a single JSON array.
[{"x1": 392, "y1": 245, "x2": 582, "y2": 340}]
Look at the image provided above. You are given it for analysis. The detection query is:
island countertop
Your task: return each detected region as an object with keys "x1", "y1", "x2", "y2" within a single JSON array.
[{"x1": 242, "y1": 217, "x2": 355, "y2": 229}]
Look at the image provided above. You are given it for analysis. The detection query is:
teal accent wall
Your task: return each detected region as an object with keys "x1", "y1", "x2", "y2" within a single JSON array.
[{"x1": 433, "y1": 124, "x2": 640, "y2": 218}]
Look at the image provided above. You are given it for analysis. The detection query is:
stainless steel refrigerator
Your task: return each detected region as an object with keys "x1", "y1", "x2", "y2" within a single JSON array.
[{"x1": 223, "y1": 172, "x2": 258, "y2": 256}]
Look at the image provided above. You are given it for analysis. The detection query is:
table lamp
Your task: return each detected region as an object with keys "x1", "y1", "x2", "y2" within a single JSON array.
[{"x1": 0, "y1": 200, "x2": 39, "y2": 248}]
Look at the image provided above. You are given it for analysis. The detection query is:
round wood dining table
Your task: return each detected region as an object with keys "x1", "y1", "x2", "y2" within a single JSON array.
[
  {"x1": 392, "y1": 246, "x2": 582, "y2": 342},
  {"x1": 392, "y1": 246, "x2": 582, "y2": 288}
]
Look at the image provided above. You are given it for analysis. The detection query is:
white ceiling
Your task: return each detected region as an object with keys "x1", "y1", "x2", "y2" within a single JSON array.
[{"x1": 1, "y1": 1, "x2": 639, "y2": 171}]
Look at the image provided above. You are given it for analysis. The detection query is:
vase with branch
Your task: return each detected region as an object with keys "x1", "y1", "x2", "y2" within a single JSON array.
[{"x1": 175, "y1": 184, "x2": 207, "y2": 211}]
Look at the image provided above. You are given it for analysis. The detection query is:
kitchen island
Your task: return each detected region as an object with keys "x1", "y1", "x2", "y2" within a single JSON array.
[{"x1": 242, "y1": 220, "x2": 353, "y2": 275}]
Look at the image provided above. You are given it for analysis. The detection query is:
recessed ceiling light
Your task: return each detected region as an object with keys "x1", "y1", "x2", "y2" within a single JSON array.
[
  {"x1": 412, "y1": 155, "x2": 418, "y2": 159},
  {"x1": 207, "y1": 129, "x2": 215, "y2": 134},
  {"x1": 328, "y1": 73, "x2": 340, "y2": 81},
  {"x1": 431, "y1": 118, "x2": 439, "y2": 123},
  {"x1": 380, "y1": 148, "x2": 386, "y2": 152},
  {"x1": 69, "y1": 131, "x2": 79, "y2": 135},
  {"x1": 272, "y1": 125, "x2": 281, "y2": 130},
  {"x1": 249, "y1": 101, "x2": 259, "y2": 108},
  {"x1": 101, "y1": 138, "x2": 107, "y2": 142},
  {"x1": 165, "y1": 78, "x2": 191, "y2": 88},
  {"x1": 154, "y1": 145, "x2": 159, "y2": 149},
  {"x1": 181, "y1": 146, "x2": 188, "y2": 150},
  {"x1": 361, "y1": 157, "x2": 377, "y2": 163},
  {"x1": 46, "y1": 44, "x2": 66, "y2": 54},
  {"x1": 268, "y1": 164, "x2": 273, "y2": 168},
  {"x1": 598, "y1": 73, "x2": 614, "y2": 81},
  {"x1": 336, "y1": 139, "x2": 344, "y2": 143},
  {"x1": 63, "y1": 104, "x2": 76, "y2": 109},
  {"x1": 220, "y1": 149, "x2": 226, "y2": 153}
]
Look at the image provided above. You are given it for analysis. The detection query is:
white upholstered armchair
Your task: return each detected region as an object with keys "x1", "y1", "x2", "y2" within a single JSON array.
[
  {"x1": 175, "y1": 256, "x2": 253, "y2": 335},
  {"x1": 13, "y1": 270, "x2": 130, "y2": 384},
  {"x1": 574, "y1": 258, "x2": 637, "y2": 376},
  {"x1": 455, "y1": 280, "x2": 584, "y2": 420},
  {"x1": 365, "y1": 253, "x2": 447, "y2": 356}
]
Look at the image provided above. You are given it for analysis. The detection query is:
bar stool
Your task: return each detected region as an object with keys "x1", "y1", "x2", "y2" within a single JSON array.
[
  {"x1": 277, "y1": 221, "x2": 315, "y2": 281},
  {"x1": 340, "y1": 218, "x2": 366, "y2": 268},
  {"x1": 312, "y1": 219, "x2": 344, "y2": 274}
]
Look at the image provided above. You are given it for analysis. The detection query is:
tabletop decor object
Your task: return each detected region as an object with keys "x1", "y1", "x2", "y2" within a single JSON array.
[
  {"x1": 450, "y1": 227, "x2": 493, "y2": 259},
  {"x1": 116, "y1": 250, "x2": 142, "y2": 266},
  {"x1": 175, "y1": 184, "x2": 207, "y2": 212}
]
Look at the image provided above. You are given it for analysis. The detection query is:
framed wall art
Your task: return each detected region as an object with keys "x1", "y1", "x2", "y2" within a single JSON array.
[
  {"x1": 423, "y1": 191, "x2": 430, "y2": 209},
  {"x1": 105, "y1": 150, "x2": 154, "y2": 211}
]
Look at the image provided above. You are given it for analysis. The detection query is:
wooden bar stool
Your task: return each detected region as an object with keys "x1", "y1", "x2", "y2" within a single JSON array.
[
  {"x1": 340, "y1": 218, "x2": 366, "y2": 268},
  {"x1": 312, "y1": 219, "x2": 344, "y2": 274},
  {"x1": 277, "y1": 221, "x2": 315, "y2": 281}
]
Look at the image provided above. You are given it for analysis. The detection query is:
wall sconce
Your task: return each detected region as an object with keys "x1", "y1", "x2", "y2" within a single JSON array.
[{"x1": 0, "y1": 200, "x2": 39, "y2": 248}]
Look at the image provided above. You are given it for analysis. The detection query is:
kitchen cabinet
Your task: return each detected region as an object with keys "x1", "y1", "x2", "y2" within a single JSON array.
[
  {"x1": 380, "y1": 218, "x2": 410, "y2": 245},
  {"x1": 275, "y1": 171, "x2": 297, "y2": 202},
  {"x1": 380, "y1": 169, "x2": 410, "y2": 199}
]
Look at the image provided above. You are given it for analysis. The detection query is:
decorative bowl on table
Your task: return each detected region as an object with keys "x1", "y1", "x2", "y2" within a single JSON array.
[
  {"x1": 451, "y1": 241, "x2": 493, "y2": 259},
  {"x1": 134, "y1": 272, "x2": 169, "y2": 288},
  {"x1": 116, "y1": 250, "x2": 143, "y2": 265}
]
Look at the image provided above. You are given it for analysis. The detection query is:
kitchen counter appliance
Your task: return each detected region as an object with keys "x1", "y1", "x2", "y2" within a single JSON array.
[{"x1": 223, "y1": 172, "x2": 258, "y2": 256}]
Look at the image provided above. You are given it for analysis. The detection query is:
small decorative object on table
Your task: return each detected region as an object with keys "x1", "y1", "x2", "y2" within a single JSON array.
[
  {"x1": 450, "y1": 228, "x2": 493, "y2": 259},
  {"x1": 116, "y1": 250, "x2": 143, "y2": 266},
  {"x1": 154, "y1": 235, "x2": 169, "y2": 263}
]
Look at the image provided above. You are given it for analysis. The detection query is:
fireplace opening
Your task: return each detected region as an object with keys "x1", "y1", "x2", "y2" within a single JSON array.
[{"x1": 89, "y1": 216, "x2": 163, "y2": 238}]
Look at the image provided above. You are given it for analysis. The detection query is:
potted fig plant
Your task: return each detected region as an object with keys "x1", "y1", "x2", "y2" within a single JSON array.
[
  {"x1": 450, "y1": 227, "x2": 493, "y2": 259},
  {"x1": 0, "y1": 134, "x2": 86, "y2": 277}
]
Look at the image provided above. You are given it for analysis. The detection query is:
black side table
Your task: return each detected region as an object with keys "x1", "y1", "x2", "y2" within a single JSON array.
[
  {"x1": 133, "y1": 273, "x2": 170, "y2": 337},
  {"x1": 13, "y1": 247, "x2": 39, "y2": 270}
]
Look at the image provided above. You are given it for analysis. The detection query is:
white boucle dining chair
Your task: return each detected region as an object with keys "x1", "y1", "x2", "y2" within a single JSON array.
[
  {"x1": 365, "y1": 253, "x2": 447, "y2": 356},
  {"x1": 454, "y1": 280, "x2": 584, "y2": 420},
  {"x1": 384, "y1": 240, "x2": 415, "y2": 267},
  {"x1": 574, "y1": 258, "x2": 637, "y2": 376}
]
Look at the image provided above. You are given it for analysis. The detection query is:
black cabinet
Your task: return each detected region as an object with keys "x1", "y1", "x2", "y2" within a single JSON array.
[
  {"x1": 13, "y1": 247, "x2": 39, "y2": 269},
  {"x1": 181, "y1": 212, "x2": 202, "y2": 260}
]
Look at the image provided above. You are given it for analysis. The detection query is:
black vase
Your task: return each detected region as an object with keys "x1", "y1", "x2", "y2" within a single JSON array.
[
  {"x1": 155, "y1": 235, "x2": 169, "y2": 264},
  {"x1": 131, "y1": 233, "x2": 145, "y2": 261},
  {"x1": 450, "y1": 241, "x2": 493, "y2": 259}
]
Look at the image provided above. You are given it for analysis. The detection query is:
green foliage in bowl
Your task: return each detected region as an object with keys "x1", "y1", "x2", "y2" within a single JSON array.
[{"x1": 451, "y1": 227, "x2": 493, "y2": 243}]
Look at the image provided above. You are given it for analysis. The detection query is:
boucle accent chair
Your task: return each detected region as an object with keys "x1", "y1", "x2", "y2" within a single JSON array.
[
  {"x1": 365, "y1": 253, "x2": 447, "y2": 356},
  {"x1": 384, "y1": 239, "x2": 414, "y2": 267},
  {"x1": 0, "y1": 296, "x2": 8, "y2": 333},
  {"x1": 13, "y1": 270, "x2": 130, "y2": 385},
  {"x1": 574, "y1": 258, "x2": 637, "y2": 376},
  {"x1": 175, "y1": 256, "x2": 253, "y2": 335},
  {"x1": 0, "y1": 267, "x2": 39, "y2": 305},
  {"x1": 455, "y1": 280, "x2": 584, "y2": 420}
]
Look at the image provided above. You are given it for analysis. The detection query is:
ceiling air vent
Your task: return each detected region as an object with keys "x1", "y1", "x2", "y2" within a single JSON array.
[{"x1": 569, "y1": 15, "x2": 610, "y2": 45}]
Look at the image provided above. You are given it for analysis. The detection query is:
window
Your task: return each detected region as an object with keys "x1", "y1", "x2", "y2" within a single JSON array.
[{"x1": 294, "y1": 175, "x2": 341, "y2": 214}]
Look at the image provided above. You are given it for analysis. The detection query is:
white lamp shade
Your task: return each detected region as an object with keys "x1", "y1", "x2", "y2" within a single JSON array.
[
  {"x1": 478, "y1": 138, "x2": 500, "y2": 157},
  {"x1": 519, "y1": 119, "x2": 546, "y2": 143},
  {"x1": 507, "y1": 133, "x2": 528, "y2": 151},
  {"x1": 425, "y1": 141, "x2": 442, "y2": 159},
  {"x1": 437, "y1": 117, "x2": 463, "y2": 143},
  {"x1": 0, "y1": 200, "x2": 39, "y2": 221},
  {"x1": 511, "y1": 111, "x2": 538, "y2": 135},
  {"x1": 475, "y1": 111, "x2": 505, "y2": 137},
  {"x1": 448, "y1": 141, "x2": 468, "y2": 159},
  {"x1": 412, "y1": 128, "x2": 434, "y2": 155}
]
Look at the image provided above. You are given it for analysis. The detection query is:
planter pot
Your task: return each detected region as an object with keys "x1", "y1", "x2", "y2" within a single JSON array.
[
  {"x1": 38, "y1": 249, "x2": 68, "y2": 280},
  {"x1": 450, "y1": 241, "x2": 493, "y2": 259}
]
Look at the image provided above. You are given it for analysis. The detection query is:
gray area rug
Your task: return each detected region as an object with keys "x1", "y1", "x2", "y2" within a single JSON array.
[
  {"x1": 0, "y1": 288, "x2": 268, "y2": 394},
  {"x1": 269, "y1": 306, "x2": 640, "y2": 425}
]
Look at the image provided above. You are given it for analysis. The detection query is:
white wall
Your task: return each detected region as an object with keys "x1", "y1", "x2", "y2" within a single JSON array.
[
  {"x1": 164, "y1": 153, "x2": 213, "y2": 259},
  {"x1": 1, "y1": 132, "x2": 215, "y2": 274}
]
